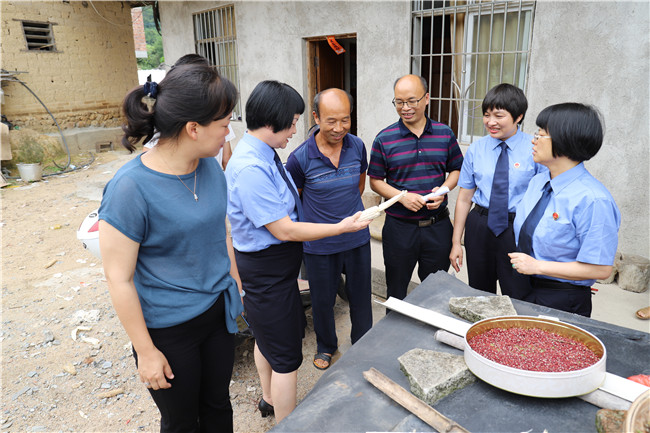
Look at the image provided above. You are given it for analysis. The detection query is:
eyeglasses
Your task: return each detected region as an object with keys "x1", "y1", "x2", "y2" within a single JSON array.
[
  {"x1": 534, "y1": 131, "x2": 552, "y2": 141},
  {"x1": 392, "y1": 94, "x2": 427, "y2": 108}
]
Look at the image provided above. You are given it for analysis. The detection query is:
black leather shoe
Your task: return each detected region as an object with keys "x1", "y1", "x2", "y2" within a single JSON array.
[{"x1": 258, "y1": 398, "x2": 274, "y2": 418}]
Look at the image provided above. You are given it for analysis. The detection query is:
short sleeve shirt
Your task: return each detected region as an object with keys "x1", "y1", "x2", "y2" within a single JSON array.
[
  {"x1": 225, "y1": 132, "x2": 299, "y2": 252},
  {"x1": 458, "y1": 129, "x2": 547, "y2": 211},
  {"x1": 286, "y1": 131, "x2": 370, "y2": 254},
  {"x1": 368, "y1": 117, "x2": 463, "y2": 219},
  {"x1": 99, "y1": 155, "x2": 243, "y2": 330},
  {"x1": 513, "y1": 163, "x2": 621, "y2": 286}
]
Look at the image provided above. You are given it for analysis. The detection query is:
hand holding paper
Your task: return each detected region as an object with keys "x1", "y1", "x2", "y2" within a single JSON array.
[
  {"x1": 422, "y1": 186, "x2": 449, "y2": 201},
  {"x1": 359, "y1": 190, "x2": 407, "y2": 221}
]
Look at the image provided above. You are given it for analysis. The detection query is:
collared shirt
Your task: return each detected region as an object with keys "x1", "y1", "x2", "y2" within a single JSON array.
[
  {"x1": 457, "y1": 129, "x2": 547, "y2": 211},
  {"x1": 286, "y1": 130, "x2": 370, "y2": 255},
  {"x1": 99, "y1": 155, "x2": 243, "y2": 331},
  {"x1": 514, "y1": 163, "x2": 621, "y2": 286},
  {"x1": 225, "y1": 132, "x2": 299, "y2": 252},
  {"x1": 368, "y1": 116, "x2": 463, "y2": 219}
]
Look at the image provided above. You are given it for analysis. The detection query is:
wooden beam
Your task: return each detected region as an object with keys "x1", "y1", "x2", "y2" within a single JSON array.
[{"x1": 363, "y1": 367, "x2": 471, "y2": 433}]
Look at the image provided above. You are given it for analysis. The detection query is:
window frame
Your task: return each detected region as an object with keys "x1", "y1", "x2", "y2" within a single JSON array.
[
  {"x1": 18, "y1": 19, "x2": 58, "y2": 52},
  {"x1": 192, "y1": 4, "x2": 241, "y2": 120},
  {"x1": 410, "y1": 1, "x2": 536, "y2": 145},
  {"x1": 461, "y1": 3, "x2": 534, "y2": 142}
]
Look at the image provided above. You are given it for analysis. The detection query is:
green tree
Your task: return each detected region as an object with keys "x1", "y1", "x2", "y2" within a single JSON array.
[{"x1": 136, "y1": 6, "x2": 164, "y2": 69}]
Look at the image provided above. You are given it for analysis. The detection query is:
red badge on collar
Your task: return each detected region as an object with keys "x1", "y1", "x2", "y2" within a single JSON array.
[{"x1": 552, "y1": 212, "x2": 559, "y2": 220}]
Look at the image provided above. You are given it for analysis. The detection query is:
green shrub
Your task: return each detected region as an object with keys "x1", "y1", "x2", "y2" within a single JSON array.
[{"x1": 15, "y1": 137, "x2": 45, "y2": 164}]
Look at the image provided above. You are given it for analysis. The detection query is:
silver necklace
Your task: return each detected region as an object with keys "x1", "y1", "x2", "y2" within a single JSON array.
[
  {"x1": 160, "y1": 154, "x2": 198, "y2": 202},
  {"x1": 175, "y1": 170, "x2": 198, "y2": 202}
]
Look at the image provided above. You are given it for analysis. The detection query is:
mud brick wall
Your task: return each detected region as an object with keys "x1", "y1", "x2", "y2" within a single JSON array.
[{"x1": 1, "y1": 1, "x2": 138, "y2": 132}]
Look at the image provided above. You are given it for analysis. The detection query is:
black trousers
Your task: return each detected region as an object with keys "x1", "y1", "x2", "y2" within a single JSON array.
[
  {"x1": 382, "y1": 213, "x2": 452, "y2": 300},
  {"x1": 526, "y1": 277, "x2": 592, "y2": 317},
  {"x1": 134, "y1": 294, "x2": 234, "y2": 433},
  {"x1": 304, "y1": 242, "x2": 372, "y2": 354},
  {"x1": 464, "y1": 207, "x2": 532, "y2": 300}
]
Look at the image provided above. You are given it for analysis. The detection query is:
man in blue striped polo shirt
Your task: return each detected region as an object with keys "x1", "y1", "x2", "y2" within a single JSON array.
[
  {"x1": 286, "y1": 88, "x2": 372, "y2": 370},
  {"x1": 369, "y1": 75, "x2": 463, "y2": 300}
]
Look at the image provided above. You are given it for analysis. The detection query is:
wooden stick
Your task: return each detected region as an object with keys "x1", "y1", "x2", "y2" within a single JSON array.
[{"x1": 363, "y1": 367, "x2": 471, "y2": 433}]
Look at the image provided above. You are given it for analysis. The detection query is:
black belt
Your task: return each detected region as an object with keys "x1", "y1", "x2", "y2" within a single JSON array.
[
  {"x1": 530, "y1": 276, "x2": 588, "y2": 291},
  {"x1": 473, "y1": 204, "x2": 516, "y2": 222},
  {"x1": 391, "y1": 208, "x2": 449, "y2": 227}
]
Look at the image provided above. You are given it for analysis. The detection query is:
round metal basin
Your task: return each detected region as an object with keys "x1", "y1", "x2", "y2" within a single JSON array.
[
  {"x1": 624, "y1": 389, "x2": 650, "y2": 432},
  {"x1": 463, "y1": 316, "x2": 607, "y2": 398}
]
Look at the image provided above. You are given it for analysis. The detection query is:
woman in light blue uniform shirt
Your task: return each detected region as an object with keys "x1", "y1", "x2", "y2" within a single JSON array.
[
  {"x1": 509, "y1": 103, "x2": 620, "y2": 317},
  {"x1": 451, "y1": 84, "x2": 544, "y2": 300},
  {"x1": 225, "y1": 81, "x2": 370, "y2": 423}
]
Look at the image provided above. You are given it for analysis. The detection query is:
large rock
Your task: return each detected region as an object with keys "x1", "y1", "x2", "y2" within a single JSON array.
[
  {"x1": 595, "y1": 409, "x2": 626, "y2": 433},
  {"x1": 617, "y1": 254, "x2": 650, "y2": 293},
  {"x1": 448, "y1": 295, "x2": 517, "y2": 322},
  {"x1": 398, "y1": 348, "x2": 476, "y2": 406},
  {"x1": 598, "y1": 250, "x2": 622, "y2": 284}
]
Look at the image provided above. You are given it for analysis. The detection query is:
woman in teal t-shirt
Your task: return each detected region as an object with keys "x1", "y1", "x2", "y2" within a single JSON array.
[{"x1": 99, "y1": 60, "x2": 242, "y2": 432}]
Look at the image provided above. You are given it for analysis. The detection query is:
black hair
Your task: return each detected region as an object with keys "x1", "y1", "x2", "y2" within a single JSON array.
[
  {"x1": 170, "y1": 53, "x2": 209, "y2": 70},
  {"x1": 121, "y1": 63, "x2": 237, "y2": 152},
  {"x1": 393, "y1": 75, "x2": 428, "y2": 94},
  {"x1": 482, "y1": 83, "x2": 528, "y2": 124},
  {"x1": 245, "y1": 80, "x2": 305, "y2": 132},
  {"x1": 536, "y1": 103, "x2": 604, "y2": 162},
  {"x1": 313, "y1": 88, "x2": 354, "y2": 119}
]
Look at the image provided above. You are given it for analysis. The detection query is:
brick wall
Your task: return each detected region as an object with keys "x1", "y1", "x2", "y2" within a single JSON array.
[
  {"x1": 1, "y1": 1, "x2": 138, "y2": 132},
  {"x1": 131, "y1": 7, "x2": 147, "y2": 54}
]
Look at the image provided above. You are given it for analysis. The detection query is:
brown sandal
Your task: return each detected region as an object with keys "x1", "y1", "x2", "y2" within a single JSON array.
[
  {"x1": 635, "y1": 307, "x2": 650, "y2": 320},
  {"x1": 313, "y1": 352, "x2": 332, "y2": 370}
]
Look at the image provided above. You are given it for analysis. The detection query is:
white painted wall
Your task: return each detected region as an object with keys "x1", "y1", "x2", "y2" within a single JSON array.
[
  {"x1": 158, "y1": 0, "x2": 649, "y2": 258},
  {"x1": 526, "y1": 1, "x2": 649, "y2": 258},
  {"x1": 158, "y1": 1, "x2": 410, "y2": 159},
  {"x1": 137, "y1": 69, "x2": 167, "y2": 85}
]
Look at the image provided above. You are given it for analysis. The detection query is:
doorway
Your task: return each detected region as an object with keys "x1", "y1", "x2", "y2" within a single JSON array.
[{"x1": 306, "y1": 35, "x2": 357, "y2": 136}]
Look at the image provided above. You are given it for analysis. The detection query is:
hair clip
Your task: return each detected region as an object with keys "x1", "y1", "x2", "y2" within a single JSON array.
[{"x1": 143, "y1": 81, "x2": 158, "y2": 99}]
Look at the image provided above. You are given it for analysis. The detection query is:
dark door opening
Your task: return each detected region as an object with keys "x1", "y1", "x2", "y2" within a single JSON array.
[{"x1": 306, "y1": 35, "x2": 357, "y2": 136}]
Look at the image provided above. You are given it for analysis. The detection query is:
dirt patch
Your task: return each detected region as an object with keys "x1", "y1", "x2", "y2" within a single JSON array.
[{"x1": 1, "y1": 151, "x2": 348, "y2": 432}]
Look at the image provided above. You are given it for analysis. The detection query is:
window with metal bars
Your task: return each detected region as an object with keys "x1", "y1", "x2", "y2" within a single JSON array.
[
  {"x1": 21, "y1": 20, "x2": 57, "y2": 52},
  {"x1": 193, "y1": 5, "x2": 241, "y2": 120},
  {"x1": 411, "y1": 0, "x2": 535, "y2": 144}
]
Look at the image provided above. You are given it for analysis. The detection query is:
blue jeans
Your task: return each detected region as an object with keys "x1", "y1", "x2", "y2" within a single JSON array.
[{"x1": 304, "y1": 242, "x2": 372, "y2": 354}]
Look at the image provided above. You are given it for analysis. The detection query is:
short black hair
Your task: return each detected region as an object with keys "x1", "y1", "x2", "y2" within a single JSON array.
[
  {"x1": 245, "y1": 80, "x2": 305, "y2": 132},
  {"x1": 482, "y1": 83, "x2": 528, "y2": 124},
  {"x1": 536, "y1": 103, "x2": 604, "y2": 162},
  {"x1": 313, "y1": 88, "x2": 354, "y2": 119}
]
